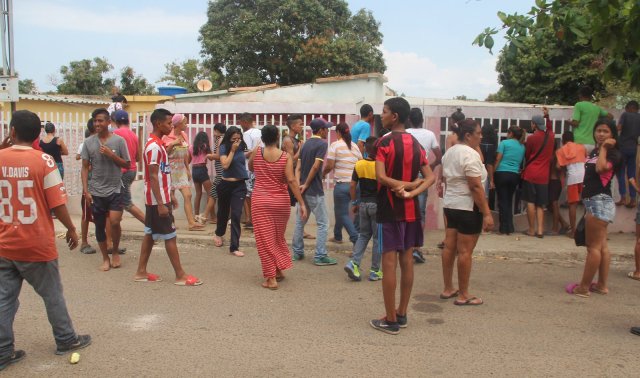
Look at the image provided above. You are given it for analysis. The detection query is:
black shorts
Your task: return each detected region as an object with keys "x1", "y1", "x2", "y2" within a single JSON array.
[
  {"x1": 144, "y1": 204, "x2": 177, "y2": 241},
  {"x1": 521, "y1": 180, "x2": 549, "y2": 206},
  {"x1": 192, "y1": 166, "x2": 210, "y2": 184},
  {"x1": 444, "y1": 208, "x2": 483, "y2": 235},
  {"x1": 548, "y1": 179, "x2": 562, "y2": 203},
  {"x1": 91, "y1": 193, "x2": 124, "y2": 222}
]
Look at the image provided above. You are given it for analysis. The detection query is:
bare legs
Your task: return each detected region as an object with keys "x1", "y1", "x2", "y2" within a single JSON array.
[
  {"x1": 550, "y1": 200, "x2": 569, "y2": 233},
  {"x1": 526, "y1": 203, "x2": 544, "y2": 236},
  {"x1": 381, "y1": 249, "x2": 414, "y2": 322},
  {"x1": 575, "y1": 214, "x2": 610, "y2": 295},
  {"x1": 177, "y1": 187, "x2": 203, "y2": 230},
  {"x1": 134, "y1": 235, "x2": 190, "y2": 283},
  {"x1": 441, "y1": 229, "x2": 482, "y2": 303}
]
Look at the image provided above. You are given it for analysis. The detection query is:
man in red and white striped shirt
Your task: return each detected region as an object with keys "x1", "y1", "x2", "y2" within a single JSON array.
[{"x1": 134, "y1": 108, "x2": 202, "y2": 286}]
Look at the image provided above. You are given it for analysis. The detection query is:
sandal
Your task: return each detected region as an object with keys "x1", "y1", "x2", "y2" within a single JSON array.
[
  {"x1": 231, "y1": 250, "x2": 245, "y2": 257},
  {"x1": 565, "y1": 283, "x2": 589, "y2": 298},
  {"x1": 194, "y1": 215, "x2": 207, "y2": 224},
  {"x1": 627, "y1": 272, "x2": 640, "y2": 281},
  {"x1": 589, "y1": 282, "x2": 608, "y2": 295},
  {"x1": 439, "y1": 290, "x2": 459, "y2": 299},
  {"x1": 454, "y1": 296, "x2": 483, "y2": 306},
  {"x1": 174, "y1": 275, "x2": 203, "y2": 286},
  {"x1": 134, "y1": 273, "x2": 162, "y2": 282}
]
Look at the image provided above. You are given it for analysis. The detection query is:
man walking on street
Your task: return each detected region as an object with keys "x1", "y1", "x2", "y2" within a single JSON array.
[{"x1": 81, "y1": 108, "x2": 130, "y2": 271}]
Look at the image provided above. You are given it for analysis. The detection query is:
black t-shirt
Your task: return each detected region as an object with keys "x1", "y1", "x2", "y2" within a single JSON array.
[
  {"x1": 299, "y1": 136, "x2": 328, "y2": 196},
  {"x1": 582, "y1": 147, "x2": 622, "y2": 199},
  {"x1": 618, "y1": 111, "x2": 640, "y2": 150}
]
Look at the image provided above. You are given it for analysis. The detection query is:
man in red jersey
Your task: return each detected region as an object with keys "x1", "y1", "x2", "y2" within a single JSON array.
[
  {"x1": 0, "y1": 110, "x2": 91, "y2": 372},
  {"x1": 133, "y1": 108, "x2": 202, "y2": 286},
  {"x1": 370, "y1": 97, "x2": 435, "y2": 335}
]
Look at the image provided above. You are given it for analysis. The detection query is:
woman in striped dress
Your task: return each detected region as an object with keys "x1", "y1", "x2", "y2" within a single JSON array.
[
  {"x1": 249, "y1": 125, "x2": 307, "y2": 289},
  {"x1": 198, "y1": 123, "x2": 227, "y2": 224}
]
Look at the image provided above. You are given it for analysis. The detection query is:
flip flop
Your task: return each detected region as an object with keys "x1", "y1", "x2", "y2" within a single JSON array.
[
  {"x1": 174, "y1": 275, "x2": 202, "y2": 286},
  {"x1": 437, "y1": 242, "x2": 445, "y2": 249},
  {"x1": 631, "y1": 327, "x2": 640, "y2": 336},
  {"x1": 134, "y1": 273, "x2": 162, "y2": 282},
  {"x1": 439, "y1": 290, "x2": 459, "y2": 299},
  {"x1": 565, "y1": 283, "x2": 589, "y2": 298},
  {"x1": 589, "y1": 282, "x2": 608, "y2": 295},
  {"x1": 454, "y1": 296, "x2": 483, "y2": 306},
  {"x1": 231, "y1": 250, "x2": 245, "y2": 257},
  {"x1": 628, "y1": 272, "x2": 640, "y2": 281},
  {"x1": 188, "y1": 225, "x2": 206, "y2": 231}
]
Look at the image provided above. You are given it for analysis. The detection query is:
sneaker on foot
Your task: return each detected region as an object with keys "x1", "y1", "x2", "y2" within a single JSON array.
[
  {"x1": 328, "y1": 237, "x2": 343, "y2": 244},
  {"x1": 344, "y1": 260, "x2": 361, "y2": 281},
  {"x1": 55, "y1": 335, "x2": 92, "y2": 355},
  {"x1": 413, "y1": 249, "x2": 426, "y2": 264},
  {"x1": 314, "y1": 256, "x2": 337, "y2": 266},
  {"x1": 396, "y1": 313, "x2": 408, "y2": 328},
  {"x1": 368, "y1": 269, "x2": 383, "y2": 281},
  {"x1": 369, "y1": 318, "x2": 400, "y2": 335},
  {"x1": 244, "y1": 222, "x2": 253, "y2": 230},
  {"x1": 0, "y1": 350, "x2": 26, "y2": 371},
  {"x1": 292, "y1": 254, "x2": 305, "y2": 261}
]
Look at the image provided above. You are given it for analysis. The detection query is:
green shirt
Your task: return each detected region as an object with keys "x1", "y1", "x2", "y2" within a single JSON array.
[{"x1": 572, "y1": 101, "x2": 608, "y2": 145}]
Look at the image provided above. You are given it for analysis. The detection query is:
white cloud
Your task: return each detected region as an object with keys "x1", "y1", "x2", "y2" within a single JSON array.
[
  {"x1": 17, "y1": 0, "x2": 206, "y2": 36},
  {"x1": 382, "y1": 48, "x2": 500, "y2": 100}
]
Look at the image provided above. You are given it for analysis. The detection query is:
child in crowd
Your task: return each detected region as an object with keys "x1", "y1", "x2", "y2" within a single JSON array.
[
  {"x1": 370, "y1": 97, "x2": 434, "y2": 335},
  {"x1": 190, "y1": 131, "x2": 215, "y2": 223},
  {"x1": 344, "y1": 137, "x2": 382, "y2": 281},
  {"x1": 556, "y1": 131, "x2": 587, "y2": 237},
  {"x1": 548, "y1": 140, "x2": 570, "y2": 235}
]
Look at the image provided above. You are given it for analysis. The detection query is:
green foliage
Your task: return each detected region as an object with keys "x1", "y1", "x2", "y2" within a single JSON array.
[
  {"x1": 160, "y1": 59, "x2": 223, "y2": 93},
  {"x1": 489, "y1": 29, "x2": 604, "y2": 104},
  {"x1": 198, "y1": 0, "x2": 386, "y2": 87},
  {"x1": 57, "y1": 57, "x2": 114, "y2": 95},
  {"x1": 18, "y1": 79, "x2": 36, "y2": 94},
  {"x1": 120, "y1": 67, "x2": 156, "y2": 95},
  {"x1": 475, "y1": 0, "x2": 640, "y2": 88}
]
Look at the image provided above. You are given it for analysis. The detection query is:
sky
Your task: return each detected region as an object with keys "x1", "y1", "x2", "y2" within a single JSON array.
[{"x1": 14, "y1": 0, "x2": 534, "y2": 100}]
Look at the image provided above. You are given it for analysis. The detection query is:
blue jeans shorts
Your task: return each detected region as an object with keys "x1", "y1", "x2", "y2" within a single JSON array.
[{"x1": 583, "y1": 194, "x2": 615, "y2": 223}]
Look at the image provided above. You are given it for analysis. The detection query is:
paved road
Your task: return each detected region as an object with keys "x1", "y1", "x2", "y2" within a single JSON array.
[{"x1": 5, "y1": 237, "x2": 640, "y2": 377}]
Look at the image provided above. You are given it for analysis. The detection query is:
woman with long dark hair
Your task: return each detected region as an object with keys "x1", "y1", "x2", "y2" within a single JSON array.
[
  {"x1": 249, "y1": 125, "x2": 307, "y2": 289},
  {"x1": 213, "y1": 126, "x2": 248, "y2": 257},
  {"x1": 323, "y1": 122, "x2": 362, "y2": 244},
  {"x1": 198, "y1": 123, "x2": 227, "y2": 224},
  {"x1": 190, "y1": 131, "x2": 214, "y2": 223},
  {"x1": 566, "y1": 118, "x2": 622, "y2": 297}
]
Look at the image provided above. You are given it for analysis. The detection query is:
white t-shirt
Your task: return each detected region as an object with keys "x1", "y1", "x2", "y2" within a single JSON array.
[
  {"x1": 243, "y1": 127, "x2": 262, "y2": 150},
  {"x1": 566, "y1": 162, "x2": 585, "y2": 186},
  {"x1": 442, "y1": 144, "x2": 487, "y2": 211},
  {"x1": 407, "y1": 128, "x2": 439, "y2": 157},
  {"x1": 76, "y1": 142, "x2": 84, "y2": 156}
]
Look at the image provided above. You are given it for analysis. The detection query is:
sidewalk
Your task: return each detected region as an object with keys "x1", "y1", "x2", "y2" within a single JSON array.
[{"x1": 55, "y1": 212, "x2": 637, "y2": 263}]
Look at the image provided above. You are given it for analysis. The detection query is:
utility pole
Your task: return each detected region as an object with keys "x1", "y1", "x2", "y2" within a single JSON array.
[{"x1": 0, "y1": 0, "x2": 17, "y2": 113}]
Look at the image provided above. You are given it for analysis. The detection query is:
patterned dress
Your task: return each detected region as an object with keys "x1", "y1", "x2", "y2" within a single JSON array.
[
  {"x1": 251, "y1": 148, "x2": 293, "y2": 278},
  {"x1": 168, "y1": 145, "x2": 191, "y2": 190}
]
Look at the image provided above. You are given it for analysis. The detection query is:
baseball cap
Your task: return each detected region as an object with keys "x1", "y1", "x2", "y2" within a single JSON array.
[
  {"x1": 531, "y1": 115, "x2": 546, "y2": 131},
  {"x1": 114, "y1": 110, "x2": 129, "y2": 123},
  {"x1": 309, "y1": 117, "x2": 333, "y2": 132}
]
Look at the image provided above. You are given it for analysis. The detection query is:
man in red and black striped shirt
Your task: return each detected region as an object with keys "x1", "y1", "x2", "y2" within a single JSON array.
[{"x1": 370, "y1": 97, "x2": 435, "y2": 335}]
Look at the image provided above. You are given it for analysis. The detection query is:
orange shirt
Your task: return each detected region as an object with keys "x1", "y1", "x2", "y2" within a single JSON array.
[{"x1": 0, "y1": 145, "x2": 67, "y2": 262}]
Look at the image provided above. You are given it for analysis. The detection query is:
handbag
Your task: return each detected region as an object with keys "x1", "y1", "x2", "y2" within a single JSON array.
[{"x1": 574, "y1": 213, "x2": 586, "y2": 246}]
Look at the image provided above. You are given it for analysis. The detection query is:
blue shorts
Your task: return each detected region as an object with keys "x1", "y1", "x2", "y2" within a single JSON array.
[
  {"x1": 378, "y1": 221, "x2": 423, "y2": 253},
  {"x1": 192, "y1": 165, "x2": 210, "y2": 184},
  {"x1": 583, "y1": 194, "x2": 615, "y2": 223}
]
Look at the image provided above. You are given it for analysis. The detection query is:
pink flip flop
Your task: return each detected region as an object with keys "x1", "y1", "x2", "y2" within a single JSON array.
[
  {"x1": 174, "y1": 275, "x2": 203, "y2": 286},
  {"x1": 134, "y1": 273, "x2": 162, "y2": 282},
  {"x1": 565, "y1": 283, "x2": 589, "y2": 298}
]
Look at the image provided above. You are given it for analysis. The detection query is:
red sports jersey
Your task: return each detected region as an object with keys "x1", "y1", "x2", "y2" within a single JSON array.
[
  {"x1": 0, "y1": 145, "x2": 67, "y2": 262},
  {"x1": 143, "y1": 134, "x2": 171, "y2": 205}
]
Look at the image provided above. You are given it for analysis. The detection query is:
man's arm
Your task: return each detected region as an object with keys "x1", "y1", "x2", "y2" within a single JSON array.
[
  {"x1": 81, "y1": 158, "x2": 91, "y2": 204},
  {"x1": 322, "y1": 159, "x2": 335, "y2": 177},
  {"x1": 300, "y1": 159, "x2": 323, "y2": 193},
  {"x1": 430, "y1": 147, "x2": 443, "y2": 171},
  {"x1": 51, "y1": 204, "x2": 78, "y2": 250},
  {"x1": 356, "y1": 140, "x2": 365, "y2": 155},
  {"x1": 148, "y1": 164, "x2": 169, "y2": 216}
]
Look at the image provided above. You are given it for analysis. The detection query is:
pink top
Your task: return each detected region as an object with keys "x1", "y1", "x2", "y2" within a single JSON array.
[
  {"x1": 189, "y1": 145, "x2": 207, "y2": 165},
  {"x1": 113, "y1": 126, "x2": 139, "y2": 172},
  {"x1": 162, "y1": 130, "x2": 188, "y2": 148}
]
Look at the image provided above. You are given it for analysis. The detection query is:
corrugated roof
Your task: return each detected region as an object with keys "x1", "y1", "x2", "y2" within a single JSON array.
[{"x1": 19, "y1": 94, "x2": 110, "y2": 105}]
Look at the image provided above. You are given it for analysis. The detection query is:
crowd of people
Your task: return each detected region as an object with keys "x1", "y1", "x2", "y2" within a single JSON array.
[{"x1": 3, "y1": 90, "x2": 640, "y2": 370}]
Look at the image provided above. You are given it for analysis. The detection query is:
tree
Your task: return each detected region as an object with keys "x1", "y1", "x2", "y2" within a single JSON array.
[
  {"x1": 18, "y1": 79, "x2": 37, "y2": 94},
  {"x1": 120, "y1": 66, "x2": 156, "y2": 95},
  {"x1": 474, "y1": 0, "x2": 640, "y2": 87},
  {"x1": 56, "y1": 57, "x2": 114, "y2": 95},
  {"x1": 160, "y1": 59, "x2": 223, "y2": 93},
  {"x1": 198, "y1": 0, "x2": 386, "y2": 87},
  {"x1": 488, "y1": 29, "x2": 604, "y2": 104}
]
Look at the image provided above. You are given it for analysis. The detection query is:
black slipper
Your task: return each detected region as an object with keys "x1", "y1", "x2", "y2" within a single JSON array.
[
  {"x1": 454, "y1": 296, "x2": 483, "y2": 306},
  {"x1": 439, "y1": 290, "x2": 459, "y2": 299},
  {"x1": 536, "y1": 233, "x2": 544, "y2": 239},
  {"x1": 437, "y1": 242, "x2": 445, "y2": 249},
  {"x1": 631, "y1": 327, "x2": 640, "y2": 336},
  {"x1": 0, "y1": 350, "x2": 25, "y2": 371}
]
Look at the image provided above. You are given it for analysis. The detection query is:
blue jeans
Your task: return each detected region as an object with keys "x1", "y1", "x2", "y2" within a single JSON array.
[
  {"x1": 292, "y1": 194, "x2": 329, "y2": 259},
  {"x1": 617, "y1": 147, "x2": 637, "y2": 199},
  {"x1": 351, "y1": 202, "x2": 381, "y2": 271},
  {"x1": 417, "y1": 190, "x2": 427, "y2": 228},
  {"x1": 0, "y1": 258, "x2": 77, "y2": 361},
  {"x1": 333, "y1": 183, "x2": 358, "y2": 243}
]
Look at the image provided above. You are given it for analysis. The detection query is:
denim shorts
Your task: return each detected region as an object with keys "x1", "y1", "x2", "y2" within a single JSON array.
[
  {"x1": 192, "y1": 165, "x2": 210, "y2": 184},
  {"x1": 583, "y1": 194, "x2": 615, "y2": 223}
]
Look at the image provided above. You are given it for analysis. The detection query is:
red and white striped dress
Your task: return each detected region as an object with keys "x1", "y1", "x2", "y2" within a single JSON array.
[{"x1": 251, "y1": 148, "x2": 293, "y2": 278}]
